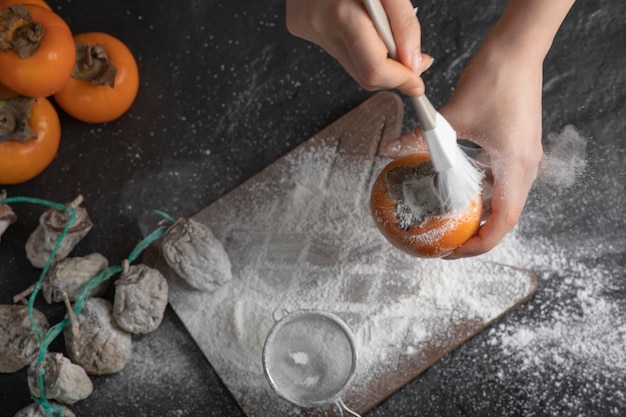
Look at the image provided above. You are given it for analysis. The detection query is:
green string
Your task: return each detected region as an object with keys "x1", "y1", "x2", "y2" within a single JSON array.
[
  {"x1": 153, "y1": 209, "x2": 175, "y2": 224},
  {"x1": 2, "y1": 197, "x2": 76, "y2": 342},
  {"x1": 1, "y1": 197, "x2": 172, "y2": 417}
]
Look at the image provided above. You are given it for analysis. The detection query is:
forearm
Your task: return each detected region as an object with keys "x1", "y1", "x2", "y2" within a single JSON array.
[{"x1": 484, "y1": 0, "x2": 575, "y2": 63}]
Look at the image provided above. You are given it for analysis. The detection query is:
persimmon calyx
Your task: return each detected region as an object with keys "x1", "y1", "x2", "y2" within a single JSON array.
[
  {"x1": 0, "y1": 5, "x2": 44, "y2": 58},
  {"x1": 0, "y1": 97, "x2": 36, "y2": 143},
  {"x1": 72, "y1": 42, "x2": 117, "y2": 87}
]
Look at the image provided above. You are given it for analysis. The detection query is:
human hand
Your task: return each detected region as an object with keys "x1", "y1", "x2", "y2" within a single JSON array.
[
  {"x1": 384, "y1": 40, "x2": 544, "y2": 258},
  {"x1": 286, "y1": 0, "x2": 433, "y2": 96},
  {"x1": 382, "y1": 0, "x2": 575, "y2": 257}
]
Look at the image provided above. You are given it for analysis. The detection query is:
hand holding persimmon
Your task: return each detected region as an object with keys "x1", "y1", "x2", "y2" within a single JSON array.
[{"x1": 370, "y1": 152, "x2": 482, "y2": 258}]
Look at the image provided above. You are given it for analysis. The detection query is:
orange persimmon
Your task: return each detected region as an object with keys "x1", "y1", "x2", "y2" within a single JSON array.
[
  {"x1": 0, "y1": 96, "x2": 60, "y2": 184},
  {"x1": 0, "y1": 3, "x2": 75, "y2": 97},
  {"x1": 0, "y1": 82, "x2": 17, "y2": 99},
  {"x1": 54, "y1": 32, "x2": 139, "y2": 123},
  {"x1": 370, "y1": 152, "x2": 482, "y2": 258},
  {"x1": 0, "y1": 0, "x2": 50, "y2": 10}
]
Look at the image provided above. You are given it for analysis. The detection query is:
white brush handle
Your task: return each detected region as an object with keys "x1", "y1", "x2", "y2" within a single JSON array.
[
  {"x1": 411, "y1": 95, "x2": 437, "y2": 131},
  {"x1": 363, "y1": 0, "x2": 397, "y2": 58},
  {"x1": 363, "y1": 0, "x2": 437, "y2": 123},
  {"x1": 364, "y1": 0, "x2": 455, "y2": 171},
  {"x1": 363, "y1": 0, "x2": 437, "y2": 128}
]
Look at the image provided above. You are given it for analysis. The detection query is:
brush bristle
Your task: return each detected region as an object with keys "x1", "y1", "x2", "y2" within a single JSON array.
[{"x1": 435, "y1": 145, "x2": 483, "y2": 212}]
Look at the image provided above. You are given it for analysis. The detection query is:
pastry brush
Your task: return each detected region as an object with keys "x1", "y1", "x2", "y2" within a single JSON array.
[{"x1": 364, "y1": 0, "x2": 482, "y2": 212}]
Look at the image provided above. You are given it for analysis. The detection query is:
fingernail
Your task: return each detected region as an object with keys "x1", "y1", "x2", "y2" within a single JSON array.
[{"x1": 425, "y1": 56, "x2": 435, "y2": 71}]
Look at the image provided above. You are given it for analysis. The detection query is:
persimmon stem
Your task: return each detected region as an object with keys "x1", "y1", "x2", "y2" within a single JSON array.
[
  {"x1": 13, "y1": 284, "x2": 35, "y2": 304},
  {"x1": 0, "y1": 5, "x2": 44, "y2": 58},
  {"x1": 63, "y1": 292, "x2": 80, "y2": 337},
  {"x1": 0, "y1": 97, "x2": 36, "y2": 143},
  {"x1": 67, "y1": 195, "x2": 84, "y2": 210},
  {"x1": 72, "y1": 42, "x2": 117, "y2": 87}
]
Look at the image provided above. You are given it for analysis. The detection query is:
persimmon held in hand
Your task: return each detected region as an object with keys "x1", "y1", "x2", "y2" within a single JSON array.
[
  {"x1": 0, "y1": 96, "x2": 60, "y2": 184},
  {"x1": 54, "y1": 32, "x2": 139, "y2": 123},
  {"x1": 0, "y1": 3, "x2": 75, "y2": 97},
  {"x1": 370, "y1": 152, "x2": 482, "y2": 258}
]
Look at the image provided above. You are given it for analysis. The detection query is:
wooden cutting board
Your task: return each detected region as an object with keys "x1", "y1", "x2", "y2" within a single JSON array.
[{"x1": 147, "y1": 92, "x2": 537, "y2": 416}]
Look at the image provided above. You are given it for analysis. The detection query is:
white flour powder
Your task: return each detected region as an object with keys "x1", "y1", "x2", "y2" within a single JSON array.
[
  {"x1": 165, "y1": 137, "x2": 536, "y2": 416},
  {"x1": 162, "y1": 124, "x2": 624, "y2": 416}
]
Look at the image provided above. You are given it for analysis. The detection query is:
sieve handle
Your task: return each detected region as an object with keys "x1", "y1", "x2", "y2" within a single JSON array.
[
  {"x1": 272, "y1": 307, "x2": 290, "y2": 322},
  {"x1": 335, "y1": 398, "x2": 362, "y2": 417}
]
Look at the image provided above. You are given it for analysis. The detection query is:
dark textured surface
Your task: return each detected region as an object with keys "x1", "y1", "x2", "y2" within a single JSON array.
[{"x1": 1, "y1": 1, "x2": 624, "y2": 416}]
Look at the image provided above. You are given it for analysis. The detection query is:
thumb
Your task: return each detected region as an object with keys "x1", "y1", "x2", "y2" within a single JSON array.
[{"x1": 381, "y1": 127, "x2": 428, "y2": 158}]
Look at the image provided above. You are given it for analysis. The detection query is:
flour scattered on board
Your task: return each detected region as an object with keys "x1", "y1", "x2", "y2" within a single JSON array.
[
  {"x1": 162, "y1": 135, "x2": 536, "y2": 416},
  {"x1": 159, "y1": 123, "x2": 624, "y2": 416}
]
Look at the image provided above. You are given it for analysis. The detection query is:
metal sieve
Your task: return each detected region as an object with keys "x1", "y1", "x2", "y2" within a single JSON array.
[{"x1": 262, "y1": 309, "x2": 359, "y2": 415}]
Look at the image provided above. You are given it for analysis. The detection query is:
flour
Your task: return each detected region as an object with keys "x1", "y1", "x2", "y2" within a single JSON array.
[
  {"x1": 162, "y1": 123, "x2": 623, "y2": 416},
  {"x1": 164, "y1": 139, "x2": 535, "y2": 415},
  {"x1": 290, "y1": 351, "x2": 309, "y2": 366},
  {"x1": 263, "y1": 312, "x2": 355, "y2": 407},
  {"x1": 538, "y1": 124, "x2": 588, "y2": 189},
  {"x1": 474, "y1": 233, "x2": 626, "y2": 416}
]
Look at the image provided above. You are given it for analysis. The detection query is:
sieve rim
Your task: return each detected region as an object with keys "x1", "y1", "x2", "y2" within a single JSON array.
[{"x1": 262, "y1": 309, "x2": 358, "y2": 409}]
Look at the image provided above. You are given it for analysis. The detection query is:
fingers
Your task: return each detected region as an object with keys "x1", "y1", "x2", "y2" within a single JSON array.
[
  {"x1": 393, "y1": 53, "x2": 433, "y2": 96},
  {"x1": 444, "y1": 197, "x2": 520, "y2": 259},
  {"x1": 346, "y1": 27, "x2": 428, "y2": 95},
  {"x1": 345, "y1": 5, "x2": 432, "y2": 96},
  {"x1": 380, "y1": 0, "x2": 423, "y2": 73},
  {"x1": 285, "y1": 0, "x2": 433, "y2": 96},
  {"x1": 381, "y1": 127, "x2": 429, "y2": 158},
  {"x1": 445, "y1": 158, "x2": 538, "y2": 259},
  {"x1": 378, "y1": 0, "x2": 433, "y2": 95},
  {"x1": 444, "y1": 207, "x2": 518, "y2": 260}
]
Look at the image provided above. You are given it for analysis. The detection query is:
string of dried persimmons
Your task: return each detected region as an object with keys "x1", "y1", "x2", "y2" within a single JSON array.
[{"x1": 0, "y1": 190, "x2": 229, "y2": 417}]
